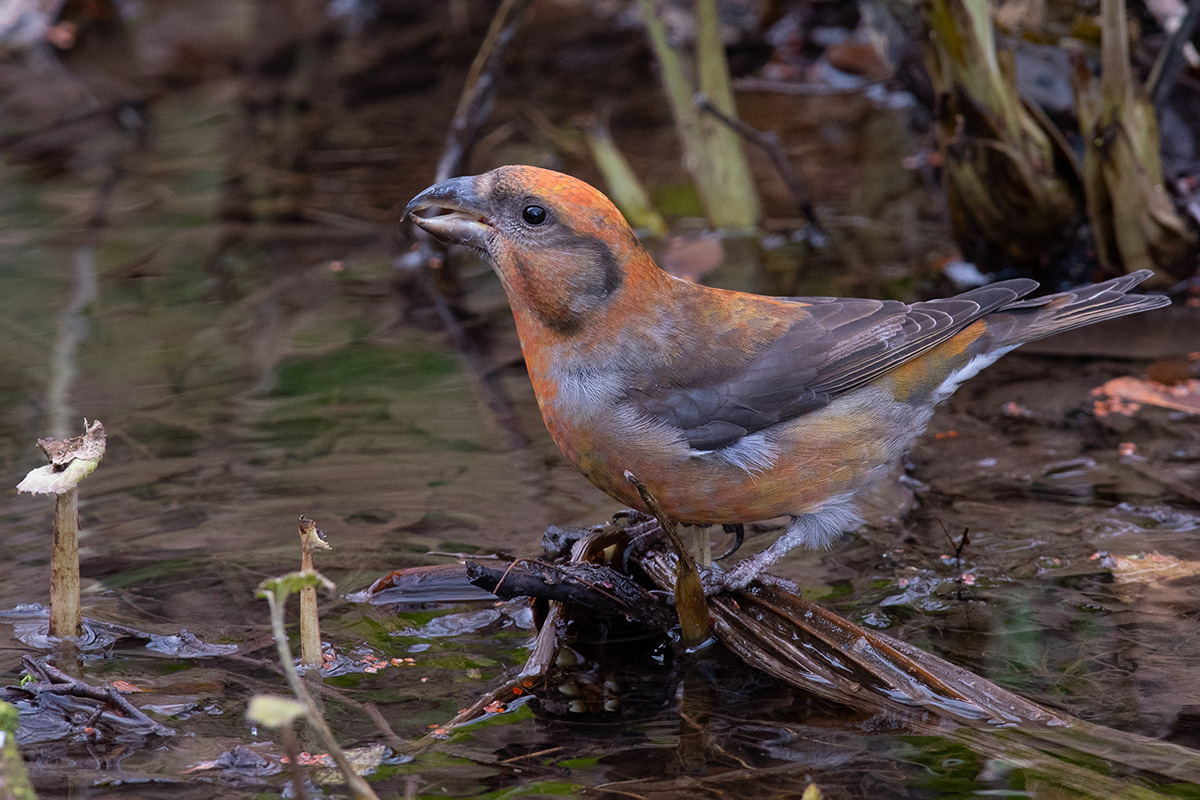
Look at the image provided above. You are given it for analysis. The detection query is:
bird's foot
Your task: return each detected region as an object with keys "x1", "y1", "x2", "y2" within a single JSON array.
[{"x1": 699, "y1": 564, "x2": 800, "y2": 596}]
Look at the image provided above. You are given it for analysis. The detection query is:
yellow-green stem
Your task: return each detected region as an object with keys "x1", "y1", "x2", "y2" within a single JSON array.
[
  {"x1": 1, "y1": 700, "x2": 38, "y2": 800},
  {"x1": 299, "y1": 556, "x2": 320, "y2": 668},
  {"x1": 265, "y1": 593, "x2": 379, "y2": 800}
]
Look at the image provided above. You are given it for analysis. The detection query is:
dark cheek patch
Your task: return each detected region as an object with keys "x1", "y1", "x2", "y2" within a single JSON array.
[
  {"x1": 552, "y1": 228, "x2": 622, "y2": 301},
  {"x1": 505, "y1": 231, "x2": 622, "y2": 336}
]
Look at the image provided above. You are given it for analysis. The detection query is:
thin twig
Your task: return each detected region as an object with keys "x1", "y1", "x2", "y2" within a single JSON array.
[
  {"x1": 435, "y1": 0, "x2": 533, "y2": 182},
  {"x1": 414, "y1": 266, "x2": 530, "y2": 450},
  {"x1": 362, "y1": 703, "x2": 409, "y2": 752},
  {"x1": 402, "y1": 0, "x2": 534, "y2": 450},
  {"x1": 21, "y1": 656, "x2": 174, "y2": 737}
]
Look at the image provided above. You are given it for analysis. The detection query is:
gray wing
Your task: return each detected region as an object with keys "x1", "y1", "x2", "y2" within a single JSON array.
[{"x1": 625, "y1": 280, "x2": 1037, "y2": 451}]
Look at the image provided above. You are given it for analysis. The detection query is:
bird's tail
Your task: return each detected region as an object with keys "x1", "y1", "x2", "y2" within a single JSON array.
[{"x1": 990, "y1": 269, "x2": 1170, "y2": 346}]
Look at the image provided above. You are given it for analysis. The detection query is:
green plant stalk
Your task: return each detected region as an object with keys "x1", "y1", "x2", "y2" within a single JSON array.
[
  {"x1": 0, "y1": 700, "x2": 38, "y2": 800},
  {"x1": 49, "y1": 488, "x2": 80, "y2": 640},
  {"x1": 582, "y1": 121, "x2": 667, "y2": 236},
  {"x1": 637, "y1": 0, "x2": 759, "y2": 230},
  {"x1": 264, "y1": 591, "x2": 379, "y2": 800},
  {"x1": 694, "y1": 0, "x2": 761, "y2": 228}
]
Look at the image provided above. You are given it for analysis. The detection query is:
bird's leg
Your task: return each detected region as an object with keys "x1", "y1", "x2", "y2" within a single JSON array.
[
  {"x1": 709, "y1": 506, "x2": 861, "y2": 592},
  {"x1": 714, "y1": 523, "x2": 745, "y2": 560},
  {"x1": 712, "y1": 531, "x2": 801, "y2": 591},
  {"x1": 681, "y1": 524, "x2": 712, "y2": 568}
]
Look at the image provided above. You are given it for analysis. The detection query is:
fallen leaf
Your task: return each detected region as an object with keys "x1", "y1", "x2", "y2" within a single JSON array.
[{"x1": 1093, "y1": 376, "x2": 1200, "y2": 415}]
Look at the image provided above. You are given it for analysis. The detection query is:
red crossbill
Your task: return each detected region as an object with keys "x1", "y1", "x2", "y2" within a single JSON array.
[{"x1": 406, "y1": 166, "x2": 1168, "y2": 589}]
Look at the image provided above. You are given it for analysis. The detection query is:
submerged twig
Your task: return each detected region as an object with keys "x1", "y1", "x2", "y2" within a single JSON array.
[
  {"x1": 411, "y1": 265, "x2": 530, "y2": 450},
  {"x1": 20, "y1": 654, "x2": 173, "y2": 737}
]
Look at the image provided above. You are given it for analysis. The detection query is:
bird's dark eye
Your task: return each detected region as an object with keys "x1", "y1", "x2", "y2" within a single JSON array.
[{"x1": 522, "y1": 205, "x2": 547, "y2": 225}]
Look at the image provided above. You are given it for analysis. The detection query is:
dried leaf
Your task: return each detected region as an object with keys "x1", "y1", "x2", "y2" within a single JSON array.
[
  {"x1": 17, "y1": 419, "x2": 106, "y2": 495},
  {"x1": 37, "y1": 419, "x2": 106, "y2": 465}
]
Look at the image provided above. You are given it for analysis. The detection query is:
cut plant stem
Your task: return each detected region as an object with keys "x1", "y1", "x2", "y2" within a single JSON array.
[
  {"x1": 297, "y1": 516, "x2": 331, "y2": 668},
  {"x1": 51, "y1": 488, "x2": 80, "y2": 640},
  {"x1": 16, "y1": 419, "x2": 106, "y2": 641}
]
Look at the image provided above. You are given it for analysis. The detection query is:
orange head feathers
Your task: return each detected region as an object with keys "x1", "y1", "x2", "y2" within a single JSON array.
[
  {"x1": 407, "y1": 165, "x2": 655, "y2": 336},
  {"x1": 407, "y1": 166, "x2": 1169, "y2": 590}
]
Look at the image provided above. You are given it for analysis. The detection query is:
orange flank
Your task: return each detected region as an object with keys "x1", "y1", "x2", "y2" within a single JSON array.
[{"x1": 886, "y1": 320, "x2": 987, "y2": 403}]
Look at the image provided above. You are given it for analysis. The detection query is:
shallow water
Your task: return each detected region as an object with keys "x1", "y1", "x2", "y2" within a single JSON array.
[{"x1": 2, "y1": 1, "x2": 1200, "y2": 797}]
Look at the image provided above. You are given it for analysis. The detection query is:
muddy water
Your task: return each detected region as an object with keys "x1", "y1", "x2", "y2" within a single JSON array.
[{"x1": 2, "y1": 1, "x2": 1200, "y2": 797}]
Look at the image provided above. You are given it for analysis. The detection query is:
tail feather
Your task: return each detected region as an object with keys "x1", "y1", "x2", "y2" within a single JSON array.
[{"x1": 992, "y1": 269, "x2": 1170, "y2": 345}]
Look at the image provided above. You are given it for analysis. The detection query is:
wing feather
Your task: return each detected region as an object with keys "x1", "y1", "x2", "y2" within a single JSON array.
[{"x1": 625, "y1": 280, "x2": 1037, "y2": 451}]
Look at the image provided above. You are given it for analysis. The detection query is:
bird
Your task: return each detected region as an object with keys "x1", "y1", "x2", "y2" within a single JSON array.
[{"x1": 405, "y1": 165, "x2": 1170, "y2": 590}]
